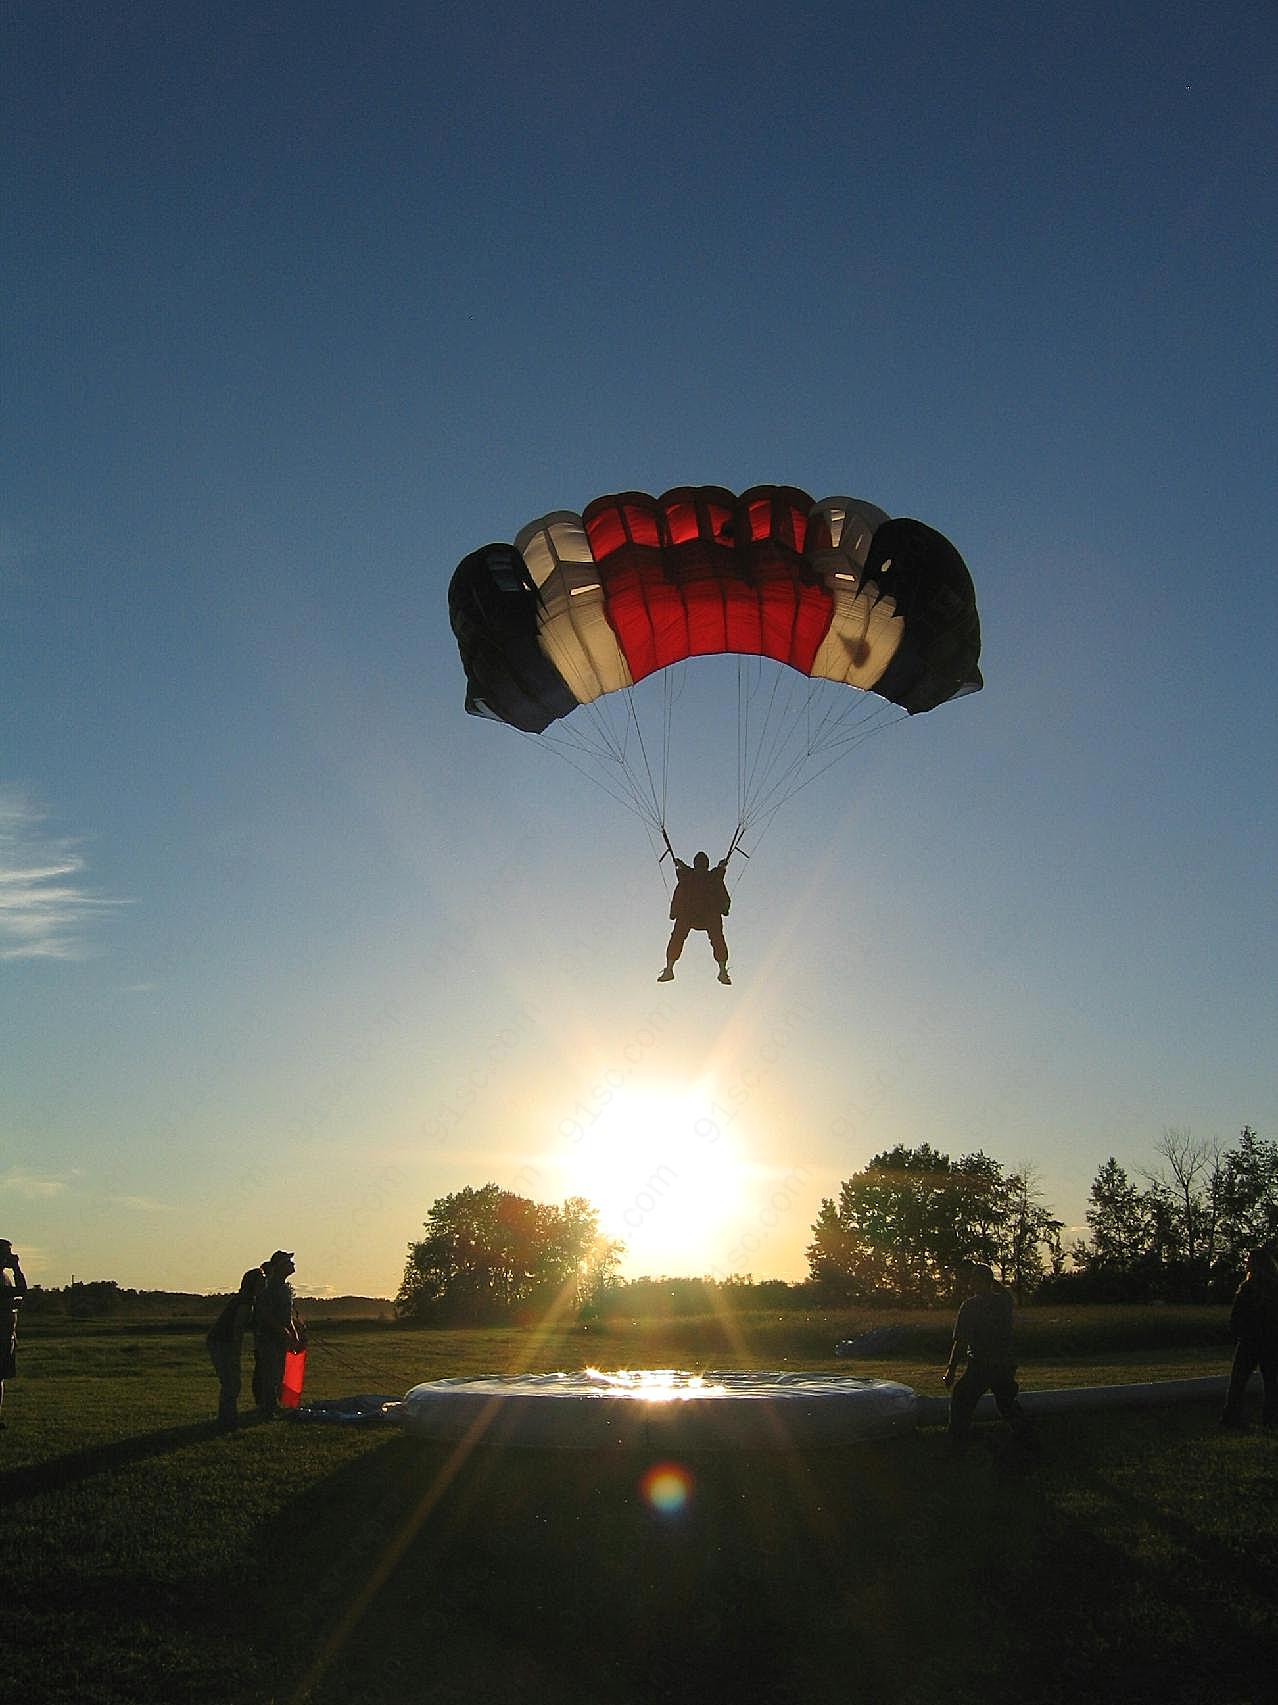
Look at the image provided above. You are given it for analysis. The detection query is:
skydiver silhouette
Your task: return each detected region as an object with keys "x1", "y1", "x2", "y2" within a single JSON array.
[{"x1": 658, "y1": 850, "x2": 732, "y2": 985}]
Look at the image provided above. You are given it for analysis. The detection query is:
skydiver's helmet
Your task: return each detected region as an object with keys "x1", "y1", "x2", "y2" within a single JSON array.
[{"x1": 693, "y1": 852, "x2": 710, "y2": 870}]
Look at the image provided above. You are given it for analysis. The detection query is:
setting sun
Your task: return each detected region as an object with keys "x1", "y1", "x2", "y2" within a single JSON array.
[{"x1": 553, "y1": 1083, "x2": 750, "y2": 1275}]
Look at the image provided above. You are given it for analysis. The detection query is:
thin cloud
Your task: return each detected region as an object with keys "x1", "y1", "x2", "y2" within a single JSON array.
[
  {"x1": 0, "y1": 789, "x2": 126, "y2": 960},
  {"x1": 0, "y1": 1168, "x2": 70, "y2": 1199},
  {"x1": 107, "y1": 1195, "x2": 175, "y2": 1214}
]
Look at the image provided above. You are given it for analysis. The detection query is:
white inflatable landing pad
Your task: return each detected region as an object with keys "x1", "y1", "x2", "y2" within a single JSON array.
[{"x1": 395, "y1": 1368, "x2": 918, "y2": 1450}]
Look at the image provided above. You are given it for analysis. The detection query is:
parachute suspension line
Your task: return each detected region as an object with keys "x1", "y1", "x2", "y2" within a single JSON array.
[
  {"x1": 820, "y1": 701, "x2": 903, "y2": 752},
  {"x1": 621, "y1": 683, "x2": 666, "y2": 834},
  {"x1": 661, "y1": 666, "x2": 677, "y2": 833},
  {"x1": 800, "y1": 678, "x2": 898, "y2": 755},
  {"x1": 521, "y1": 662, "x2": 676, "y2": 833},
  {"x1": 546, "y1": 700, "x2": 663, "y2": 826},
  {"x1": 585, "y1": 683, "x2": 670, "y2": 831},
  {"x1": 514, "y1": 729, "x2": 663, "y2": 831},
  {"x1": 802, "y1": 697, "x2": 902, "y2": 763},
  {"x1": 736, "y1": 659, "x2": 749, "y2": 843},
  {"x1": 538, "y1": 709, "x2": 631, "y2": 767},
  {"x1": 736, "y1": 654, "x2": 787, "y2": 821},
  {"x1": 743, "y1": 707, "x2": 909, "y2": 825},
  {"x1": 737, "y1": 661, "x2": 812, "y2": 834},
  {"x1": 648, "y1": 818, "x2": 678, "y2": 891},
  {"x1": 735, "y1": 655, "x2": 782, "y2": 837},
  {"x1": 530, "y1": 623, "x2": 635, "y2": 770},
  {"x1": 727, "y1": 661, "x2": 908, "y2": 840},
  {"x1": 536, "y1": 733, "x2": 659, "y2": 826},
  {"x1": 746, "y1": 654, "x2": 787, "y2": 794}
]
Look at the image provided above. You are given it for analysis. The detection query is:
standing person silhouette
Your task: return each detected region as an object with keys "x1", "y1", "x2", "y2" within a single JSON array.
[
  {"x1": 206, "y1": 1262, "x2": 266, "y2": 1432},
  {"x1": 1220, "y1": 1246, "x2": 1278, "y2": 1429},
  {"x1": 943, "y1": 1262, "x2": 1032, "y2": 1452},
  {"x1": 0, "y1": 1239, "x2": 26, "y2": 1429},
  {"x1": 658, "y1": 851, "x2": 731, "y2": 984},
  {"x1": 254, "y1": 1251, "x2": 304, "y2": 1419}
]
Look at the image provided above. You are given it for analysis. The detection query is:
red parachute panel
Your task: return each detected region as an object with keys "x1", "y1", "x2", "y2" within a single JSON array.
[{"x1": 582, "y1": 486, "x2": 833, "y2": 683}]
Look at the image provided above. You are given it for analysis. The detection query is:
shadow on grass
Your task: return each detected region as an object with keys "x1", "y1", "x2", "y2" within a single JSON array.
[
  {"x1": 248, "y1": 1410, "x2": 1278, "y2": 1705},
  {"x1": 0, "y1": 1417, "x2": 261, "y2": 1506},
  {"x1": 256, "y1": 1426, "x2": 1016, "y2": 1705},
  {"x1": 992, "y1": 1407, "x2": 1278, "y2": 1705}
]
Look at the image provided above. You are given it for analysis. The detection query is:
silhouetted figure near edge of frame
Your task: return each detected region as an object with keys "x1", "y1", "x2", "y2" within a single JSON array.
[
  {"x1": 1220, "y1": 1246, "x2": 1278, "y2": 1430},
  {"x1": 943, "y1": 1262, "x2": 1032, "y2": 1453},
  {"x1": 658, "y1": 851, "x2": 731, "y2": 985},
  {"x1": 206, "y1": 1262, "x2": 266, "y2": 1432},
  {"x1": 0, "y1": 1238, "x2": 27, "y2": 1430},
  {"x1": 254, "y1": 1250, "x2": 303, "y2": 1418}
]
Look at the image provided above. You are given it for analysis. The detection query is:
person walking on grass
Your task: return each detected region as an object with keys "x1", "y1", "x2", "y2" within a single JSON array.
[
  {"x1": 943, "y1": 1262, "x2": 1032, "y2": 1453},
  {"x1": 254, "y1": 1250, "x2": 304, "y2": 1418},
  {"x1": 206, "y1": 1263, "x2": 266, "y2": 1432},
  {"x1": 0, "y1": 1239, "x2": 27, "y2": 1430},
  {"x1": 1220, "y1": 1246, "x2": 1278, "y2": 1430}
]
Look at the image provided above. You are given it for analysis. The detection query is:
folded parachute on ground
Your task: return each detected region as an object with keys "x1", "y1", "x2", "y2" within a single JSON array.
[{"x1": 448, "y1": 484, "x2": 982, "y2": 735}]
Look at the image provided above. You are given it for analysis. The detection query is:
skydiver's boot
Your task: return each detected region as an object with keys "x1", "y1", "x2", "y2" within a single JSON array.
[
  {"x1": 658, "y1": 966, "x2": 675, "y2": 982},
  {"x1": 717, "y1": 965, "x2": 731, "y2": 985}
]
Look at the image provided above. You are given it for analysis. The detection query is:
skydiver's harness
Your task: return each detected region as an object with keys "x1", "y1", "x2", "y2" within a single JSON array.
[
  {"x1": 658, "y1": 825, "x2": 746, "y2": 876},
  {"x1": 661, "y1": 831, "x2": 736, "y2": 923}
]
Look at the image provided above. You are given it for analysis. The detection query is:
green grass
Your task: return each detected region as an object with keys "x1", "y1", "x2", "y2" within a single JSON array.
[{"x1": 3, "y1": 1307, "x2": 1273, "y2": 1704}]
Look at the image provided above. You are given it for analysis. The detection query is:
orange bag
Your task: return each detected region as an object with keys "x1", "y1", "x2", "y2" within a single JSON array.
[{"x1": 280, "y1": 1347, "x2": 307, "y2": 1409}]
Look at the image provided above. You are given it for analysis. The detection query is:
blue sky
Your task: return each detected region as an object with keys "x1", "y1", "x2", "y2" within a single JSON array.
[{"x1": 4, "y1": 1, "x2": 1275, "y2": 1297}]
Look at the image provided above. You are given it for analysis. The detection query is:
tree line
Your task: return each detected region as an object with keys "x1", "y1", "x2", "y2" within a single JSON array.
[
  {"x1": 806, "y1": 1126, "x2": 1276, "y2": 1306},
  {"x1": 19, "y1": 1282, "x2": 392, "y2": 1320},
  {"x1": 805, "y1": 1144, "x2": 1063, "y2": 1305},
  {"x1": 1066, "y1": 1125, "x2": 1278, "y2": 1301},
  {"x1": 395, "y1": 1127, "x2": 1274, "y2": 1324},
  {"x1": 395, "y1": 1183, "x2": 623, "y2": 1325}
]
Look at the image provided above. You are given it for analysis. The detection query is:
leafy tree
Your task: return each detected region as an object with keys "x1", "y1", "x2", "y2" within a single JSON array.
[
  {"x1": 809, "y1": 1145, "x2": 968, "y2": 1304},
  {"x1": 843, "y1": 1143, "x2": 973, "y2": 1303},
  {"x1": 1078, "y1": 1156, "x2": 1154, "y2": 1271},
  {"x1": 998, "y1": 1165, "x2": 1064, "y2": 1299},
  {"x1": 952, "y1": 1150, "x2": 1008, "y2": 1270},
  {"x1": 804, "y1": 1198, "x2": 862, "y2": 1300},
  {"x1": 396, "y1": 1184, "x2": 618, "y2": 1325},
  {"x1": 66, "y1": 1279, "x2": 129, "y2": 1318},
  {"x1": 806, "y1": 1146, "x2": 1065, "y2": 1304},
  {"x1": 1216, "y1": 1126, "x2": 1278, "y2": 1261}
]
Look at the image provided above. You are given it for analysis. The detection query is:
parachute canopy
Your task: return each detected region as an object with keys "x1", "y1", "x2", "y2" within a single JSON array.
[{"x1": 448, "y1": 484, "x2": 981, "y2": 736}]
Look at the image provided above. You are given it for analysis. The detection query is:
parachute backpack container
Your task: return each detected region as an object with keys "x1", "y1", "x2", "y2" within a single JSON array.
[
  {"x1": 448, "y1": 485, "x2": 981, "y2": 862},
  {"x1": 395, "y1": 1370, "x2": 919, "y2": 1451},
  {"x1": 280, "y1": 1348, "x2": 307, "y2": 1410}
]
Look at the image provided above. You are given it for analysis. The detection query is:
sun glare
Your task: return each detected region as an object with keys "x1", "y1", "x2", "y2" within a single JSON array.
[{"x1": 556, "y1": 1083, "x2": 749, "y2": 1275}]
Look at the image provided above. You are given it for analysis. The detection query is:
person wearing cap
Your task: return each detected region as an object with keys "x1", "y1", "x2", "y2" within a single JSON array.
[
  {"x1": 253, "y1": 1251, "x2": 304, "y2": 1418},
  {"x1": 1220, "y1": 1246, "x2": 1278, "y2": 1429},
  {"x1": 1, "y1": 1239, "x2": 27, "y2": 1429},
  {"x1": 206, "y1": 1263, "x2": 266, "y2": 1432},
  {"x1": 943, "y1": 1262, "x2": 1031, "y2": 1452}
]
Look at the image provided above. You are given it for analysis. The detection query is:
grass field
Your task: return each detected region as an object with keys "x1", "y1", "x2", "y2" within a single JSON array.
[{"x1": 3, "y1": 1307, "x2": 1275, "y2": 1704}]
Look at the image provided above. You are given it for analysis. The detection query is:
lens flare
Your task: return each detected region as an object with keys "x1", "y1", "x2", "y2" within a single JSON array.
[{"x1": 639, "y1": 1460, "x2": 694, "y2": 1515}]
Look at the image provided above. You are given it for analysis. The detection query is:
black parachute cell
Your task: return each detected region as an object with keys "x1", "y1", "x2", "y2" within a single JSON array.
[
  {"x1": 861, "y1": 518, "x2": 983, "y2": 714},
  {"x1": 447, "y1": 544, "x2": 577, "y2": 735}
]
